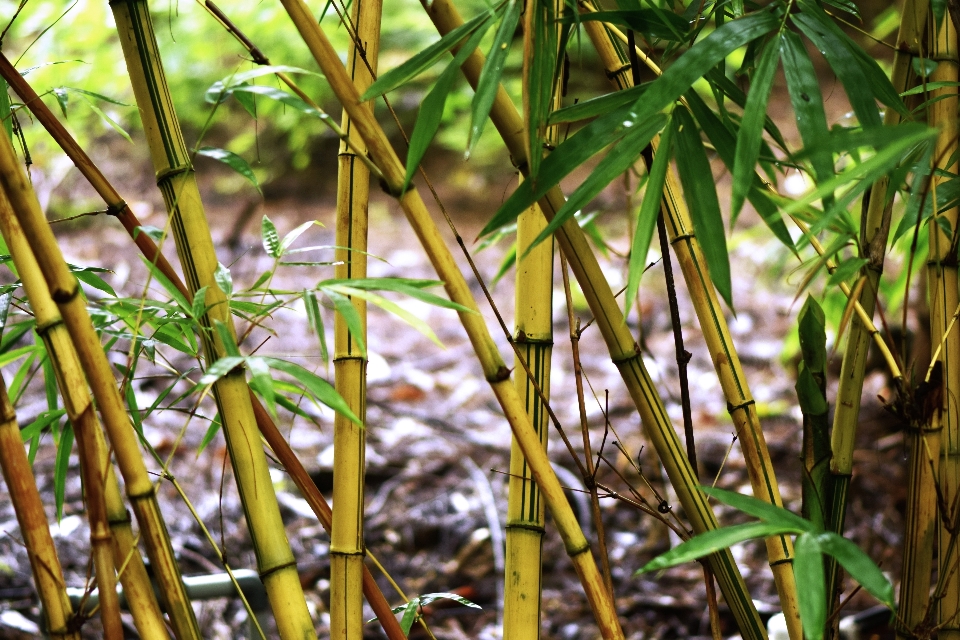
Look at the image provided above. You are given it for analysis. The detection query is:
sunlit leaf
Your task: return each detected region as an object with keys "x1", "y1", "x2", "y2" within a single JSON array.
[
  {"x1": 794, "y1": 533, "x2": 826, "y2": 640},
  {"x1": 264, "y1": 357, "x2": 360, "y2": 425},
  {"x1": 636, "y1": 521, "x2": 795, "y2": 573},
  {"x1": 468, "y1": 0, "x2": 522, "y2": 156},
  {"x1": 205, "y1": 65, "x2": 323, "y2": 103},
  {"x1": 702, "y1": 486, "x2": 815, "y2": 532},
  {"x1": 197, "y1": 147, "x2": 261, "y2": 195},
  {"x1": 816, "y1": 531, "x2": 895, "y2": 608},
  {"x1": 732, "y1": 39, "x2": 778, "y2": 222},
  {"x1": 262, "y1": 215, "x2": 281, "y2": 258}
]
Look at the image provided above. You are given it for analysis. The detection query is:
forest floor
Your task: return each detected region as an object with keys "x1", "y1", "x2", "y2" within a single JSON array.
[{"x1": 0, "y1": 119, "x2": 914, "y2": 640}]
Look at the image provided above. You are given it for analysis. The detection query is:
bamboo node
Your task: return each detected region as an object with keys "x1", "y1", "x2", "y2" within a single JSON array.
[
  {"x1": 769, "y1": 557, "x2": 794, "y2": 568},
  {"x1": 605, "y1": 63, "x2": 631, "y2": 79},
  {"x1": 156, "y1": 163, "x2": 194, "y2": 184},
  {"x1": 486, "y1": 365, "x2": 512, "y2": 383},
  {"x1": 329, "y1": 549, "x2": 366, "y2": 557},
  {"x1": 107, "y1": 510, "x2": 132, "y2": 526},
  {"x1": 505, "y1": 522, "x2": 546, "y2": 534},
  {"x1": 127, "y1": 487, "x2": 157, "y2": 503},
  {"x1": 105, "y1": 201, "x2": 127, "y2": 217},
  {"x1": 378, "y1": 176, "x2": 404, "y2": 198},
  {"x1": 726, "y1": 399, "x2": 756, "y2": 415},
  {"x1": 35, "y1": 316, "x2": 65, "y2": 336},
  {"x1": 565, "y1": 540, "x2": 592, "y2": 557},
  {"x1": 258, "y1": 559, "x2": 298, "y2": 580},
  {"x1": 51, "y1": 284, "x2": 80, "y2": 304}
]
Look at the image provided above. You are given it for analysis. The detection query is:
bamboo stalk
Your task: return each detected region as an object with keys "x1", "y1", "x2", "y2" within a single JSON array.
[
  {"x1": 0, "y1": 374, "x2": 79, "y2": 639},
  {"x1": 331, "y1": 0, "x2": 381, "y2": 637},
  {"x1": 826, "y1": 0, "x2": 926, "y2": 609},
  {"x1": 0, "y1": 114, "x2": 201, "y2": 640},
  {"x1": 504, "y1": 0, "x2": 562, "y2": 635},
  {"x1": 582, "y1": 21, "x2": 804, "y2": 639},
  {"x1": 4, "y1": 31, "x2": 405, "y2": 638},
  {"x1": 931, "y1": 16, "x2": 960, "y2": 638},
  {"x1": 279, "y1": 1, "x2": 624, "y2": 636},
  {"x1": 0, "y1": 190, "x2": 159, "y2": 640},
  {"x1": 899, "y1": 11, "x2": 958, "y2": 637},
  {"x1": 420, "y1": 2, "x2": 766, "y2": 638},
  {"x1": 108, "y1": 1, "x2": 316, "y2": 637}
]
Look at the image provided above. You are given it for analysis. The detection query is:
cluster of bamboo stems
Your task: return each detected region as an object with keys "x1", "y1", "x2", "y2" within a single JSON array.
[{"x1": 0, "y1": 0, "x2": 958, "y2": 638}]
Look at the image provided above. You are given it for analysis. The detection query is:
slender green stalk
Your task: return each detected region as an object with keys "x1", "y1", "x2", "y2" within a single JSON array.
[
  {"x1": 0, "y1": 112, "x2": 201, "y2": 640},
  {"x1": 421, "y1": 3, "x2": 766, "y2": 637},
  {"x1": 280, "y1": 1, "x2": 624, "y2": 636},
  {"x1": 0, "y1": 374, "x2": 79, "y2": 640},
  {"x1": 109, "y1": 1, "x2": 315, "y2": 636},
  {"x1": 826, "y1": 0, "x2": 925, "y2": 586},
  {"x1": 331, "y1": 0, "x2": 381, "y2": 637}
]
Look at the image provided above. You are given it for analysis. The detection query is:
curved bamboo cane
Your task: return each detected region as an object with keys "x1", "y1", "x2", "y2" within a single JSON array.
[
  {"x1": 420, "y1": 2, "x2": 766, "y2": 638},
  {"x1": 0, "y1": 191, "x2": 168, "y2": 639},
  {"x1": 0, "y1": 115, "x2": 202, "y2": 640},
  {"x1": 0, "y1": 41, "x2": 407, "y2": 639},
  {"x1": 582, "y1": 21, "x2": 802, "y2": 639},
  {"x1": 279, "y1": 1, "x2": 625, "y2": 636},
  {"x1": 0, "y1": 374, "x2": 79, "y2": 640},
  {"x1": 108, "y1": 1, "x2": 316, "y2": 636},
  {"x1": 331, "y1": 0, "x2": 381, "y2": 636}
]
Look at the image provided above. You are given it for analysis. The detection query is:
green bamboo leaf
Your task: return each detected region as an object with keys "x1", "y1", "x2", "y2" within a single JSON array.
[
  {"x1": 626, "y1": 118, "x2": 675, "y2": 313},
  {"x1": 524, "y1": 0, "x2": 560, "y2": 180},
  {"x1": 674, "y1": 106, "x2": 732, "y2": 308},
  {"x1": 527, "y1": 114, "x2": 667, "y2": 252},
  {"x1": 303, "y1": 289, "x2": 328, "y2": 364},
  {"x1": 468, "y1": 0, "x2": 522, "y2": 156},
  {"x1": 732, "y1": 39, "x2": 779, "y2": 221},
  {"x1": 822, "y1": 0, "x2": 860, "y2": 18},
  {"x1": 20, "y1": 410, "x2": 65, "y2": 445},
  {"x1": 702, "y1": 486, "x2": 816, "y2": 532},
  {"x1": 816, "y1": 532, "x2": 895, "y2": 608},
  {"x1": 329, "y1": 284, "x2": 445, "y2": 347},
  {"x1": 548, "y1": 85, "x2": 646, "y2": 125},
  {"x1": 247, "y1": 356, "x2": 276, "y2": 417},
  {"x1": 798, "y1": 295, "x2": 827, "y2": 374},
  {"x1": 779, "y1": 31, "x2": 833, "y2": 198},
  {"x1": 213, "y1": 320, "x2": 241, "y2": 358},
  {"x1": 220, "y1": 84, "x2": 323, "y2": 118},
  {"x1": 417, "y1": 592, "x2": 482, "y2": 609},
  {"x1": 826, "y1": 257, "x2": 868, "y2": 287},
  {"x1": 796, "y1": 365, "x2": 828, "y2": 416},
  {"x1": 0, "y1": 77, "x2": 11, "y2": 141},
  {"x1": 62, "y1": 86, "x2": 129, "y2": 106},
  {"x1": 404, "y1": 24, "x2": 491, "y2": 191},
  {"x1": 481, "y1": 10, "x2": 778, "y2": 236},
  {"x1": 280, "y1": 220, "x2": 319, "y2": 254},
  {"x1": 322, "y1": 289, "x2": 366, "y2": 356},
  {"x1": 794, "y1": 533, "x2": 826, "y2": 640},
  {"x1": 197, "y1": 147, "x2": 261, "y2": 195},
  {"x1": 399, "y1": 601, "x2": 419, "y2": 634},
  {"x1": 362, "y1": 8, "x2": 497, "y2": 100},
  {"x1": 198, "y1": 415, "x2": 222, "y2": 454},
  {"x1": 74, "y1": 267, "x2": 117, "y2": 297},
  {"x1": 262, "y1": 215, "x2": 281, "y2": 258},
  {"x1": 637, "y1": 521, "x2": 796, "y2": 573},
  {"x1": 54, "y1": 421, "x2": 74, "y2": 521},
  {"x1": 214, "y1": 262, "x2": 233, "y2": 297},
  {"x1": 191, "y1": 286, "x2": 209, "y2": 323},
  {"x1": 77, "y1": 94, "x2": 132, "y2": 143},
  {"x1": 205, "y1": 65, "x2": 324, "y2": 103},
  {"x1": 324, "y1": 278, "x2": 473, "y2": 313},
  {"x1": 685, "y1": 91, "x2": 795, "y2": 251},
  {"x1": 901, "y1": 81, "x2": 960, "y2": 96},
  {"x1": 703, "y1": 68, "x2": 790, "y2": 152},
  {"x1": 199, "y1": 356, "x2": 246, "y2": 385},
  {"x1": 263, "y1": 357, "x2": 360, "y2": 425},
  {"x1": 575, "y1": 10, "x2": 688, "y2": 40}
]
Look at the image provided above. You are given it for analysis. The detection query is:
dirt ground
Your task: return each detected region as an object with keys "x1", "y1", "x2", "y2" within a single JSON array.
[{"x1": 0, "y1": 102, "x2": 913, "y2": 640}]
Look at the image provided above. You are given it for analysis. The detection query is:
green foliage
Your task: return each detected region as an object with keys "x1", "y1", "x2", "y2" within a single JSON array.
[{"x1": 381, "y1": 592, "x2": 481, "y2": 634}]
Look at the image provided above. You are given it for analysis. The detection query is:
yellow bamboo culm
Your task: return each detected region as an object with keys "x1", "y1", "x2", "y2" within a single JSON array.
[
  {"x1": 931, "y1": 16, "x2": 960, "y2": 639},
  {"x1": 827, "y1": 0, "x2": 926, "y2": 575},
  {"x1": 581, "y1": 21, "x2": 803, "y2": 640},
  {"x1": 0, "y1": 108, "x2": 201, "y2": 640},
  {"x1": 331, "y1": 0, "x2": 382, "y2": 637},
  {"x1": 279, "y1": 1, "x2": 624, "y2": 636},
  {"x1": 0, "y1": 373, "x2": 79, "y2": 640},
  {"x1": 108, "y1": 1, "x2": 316, "y2": 637},
  {"x1": 906, "y1": 10, "x2": 960, "y2": 639},
  {"x1": 420, "y1": 2, "x2": 766, "y2": 638},
  {"x1": 0, "y1": 190, "x2": 168, "y2": 639}
]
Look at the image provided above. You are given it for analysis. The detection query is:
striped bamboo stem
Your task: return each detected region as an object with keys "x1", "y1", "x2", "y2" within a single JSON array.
[
  {"x1": 899, "y1": 11, "x2": 958, "y2": 637},
  {"x1": 4, "y1": 33, "x2": 404, "y2": 637},
  {"x1": 583, "y1": 22, "x2": 803, "y2": 640},
  {"x1": 331, "y1": 0, "x2": 381, "y2": 637},
  {"x1": 0, "y1": 374, "x2": 79, "y2": 639},
  {"x1": 0, "y1": 192, "x2": 123, "y2": 638},
  {"x1": 279, "y1": 1, "x2": 624, "y2": 636},
  {"x1": 0, "y1": 190, "x2": 159, "y2": 639},
  {"x1": 504, "y1": 0, "x2": 563, "y2": 635},
  {"x1": 0, "y1": 115, "x2": 201, "y2": 640},
  {"x1": 931, "y1": 17, "x2": 960, "y2": 638},
  {"x1": 108, "y1": 1, "x2": 315, "y2": 636},
  {"x1": 420, "y1": 2, "x2": 766, "y2": 638},
  {"x1": 826, "y1": 0, "x2": 926, "y2": 601}
]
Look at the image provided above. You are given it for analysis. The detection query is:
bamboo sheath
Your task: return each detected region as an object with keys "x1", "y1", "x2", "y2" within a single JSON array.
[
  {"x1": 827, "y1": 0, "x2": 926, "y2": 562},
  {"x1": 933, "y1": 19, "x2": 960, "y2": 638},
  {"x1": 109, "y1": 1, "x2": 316, "y2": 637},
  {"x1": 331, "y1": 0, "x2": 381, "y2": 636},
  {"x1": 0, "y1": 192, "x2": 169, "y2": 639},
  {"x1": 1, "y1": 37, "x2": 405, "y2": 640},
  {"x1": 279, "y1": 1, "x2": 624, "y2": 636},
  {"x1": 898, "y1": 14, "x2": 958, "y2": 638},
  {"x1": 504, "y1": 1, "x2": 561, "y2": 635},
  {"x1": 0, "y1": 116, "x2": 202, "y2": 640},
  {"x1": 421, "y1": 2, "x2": 766, "y2": 638},
  {"x1": 0, "y1": 375, "x2": 78, "y2": 639},
  {"x1": 582, "y1": 22, "x2": 803, "y2": 640}
]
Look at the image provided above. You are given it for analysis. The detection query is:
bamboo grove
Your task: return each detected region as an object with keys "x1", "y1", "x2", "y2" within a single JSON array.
[{"x1": 0, "y1": 0, "x2": 958, "y2": 637}]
